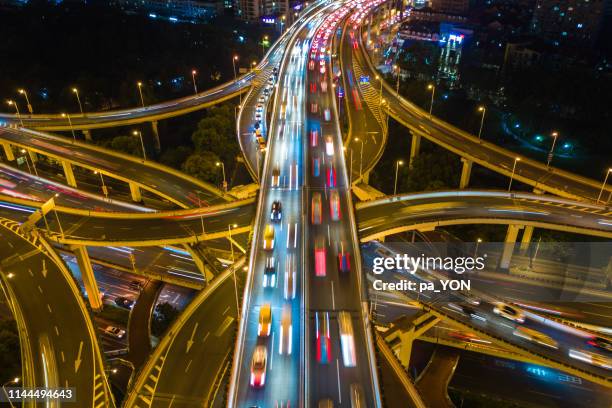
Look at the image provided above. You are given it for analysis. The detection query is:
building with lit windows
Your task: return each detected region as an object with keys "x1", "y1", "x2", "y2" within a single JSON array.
[
  {"x1": 429, "y1": 0, "x2": 469, "y2": 15},
  {"x1": 530, "y1": 0, "x2": 605, "y2": 45}
]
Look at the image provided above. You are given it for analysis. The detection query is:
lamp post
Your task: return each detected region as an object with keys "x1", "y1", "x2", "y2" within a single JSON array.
[
  {"x1": 508, "y1": 157, "x2": 521, "y2": 191},
  {"x1": 375, "y1": 75, "x2": 383, "y2": 105},
  {"x1": 61, "y1": 113, "x2": 76, "y2": 142},
  {"x1": 228, "y1": 223, "x2": 240, "y2": 320},
  {"x1": 132, "y1": 130, "x2": 146, "y2": 160},
  {"x1": 262, "y1": 35, "x2": 269, "y2": 57},
  {"x1": 18, "y1": 89, "x2": 33, "y2": 114},
  {"x1": 597, "y1": 168, "x2": 612, "y2": 204},
  {"x1": 2, "y1": 377, "x2": 20, "y2": 408},
  {"x1": 7, "y1": 100, "x2": 22, "y2": 126},
  {"x1": 94, "y1": 170, "x2": 108, "y2": 198},
  {"x1": 191, "y1": 70, "x2": 198, "y2": 94},
  {"x1": 354, "y1": 137, "x2": 364, "y2": 178},
  {"x1": 137, "y1": 82, "x2": 145, "y2": 108},
  {"x1": 232, "y1": 55, "x2": 238, "y2": 81},
  {"x1": 427, "y1": 84, "x2": 435, "y2": 118},
  {"x1": 20, "y1": 148, "x2": 37, "y2": 176},
  {"x1": 251, "y1": 61, "x2": 257, "y2": 72},
  {"x1": 394, "y1": 160, "x2": 403, "y2": 195},
  {"x1": 546, "y1": 131, "x2": 558, "y2": 168},
  {"x1": 216, "y1": 161, "x2": 227, "y2": 191},
  {"x1": 474, "y1": 238, "x2": 482, "y2": 258},
  {"x1": 344, "y1": 146, "x2": 353, "y2": 185},
  {"x1": 393, "y1": 64, "x2": 400, "y2": 96},
  {"x1": 477, "y1": 106, "x2": 486, "y2": 140},
  {"x1": 72, "y1": 88, "x2": 83, "y2": 114}
]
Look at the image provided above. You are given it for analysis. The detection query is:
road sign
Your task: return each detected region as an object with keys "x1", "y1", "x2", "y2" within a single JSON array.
[{"x1": 359, "y1": 75, "x2": 370, "y2": 84}]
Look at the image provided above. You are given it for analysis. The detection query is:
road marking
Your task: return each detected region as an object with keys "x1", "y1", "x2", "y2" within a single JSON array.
[
  {"x1": 222, "y1": 306, "x2": 230, "y2": 315},
  {"x1": 38, "y1": 285, "x2": 43, "y2": 294},
  {"x1": 75, "y1": 341, "x2": 83, "y2": 373},
  {"x1": 327, "y1": 224, "x2": 331, "y2": 246},
  {"x1": 270, "y1": 332, "x2": 275, "y2": 370},
  {"x1": 54, "y1": 326, "x2": 59, "y2": 336},
  {"x1": 336, "y1": 358, "x2": 342, "y2": 404},
  {"x1": 186, "y1": 323, "x2": 198, "y2": 353},
  {"x1": 42, "y1": 260, "x2": 47, "y2": 277},
  {"x1": 28, "y1": 269, "x2": 34, "y2": 277},
  {"x1": 215, "y1": 316, "x2": 234, "y2": 337},
  {"x1": 47, "y1": 304, "x2": 52, "y2": 313},
  {"x1": 60, "y1": 351, "x2": 65, "y2": 363},
  {"x1": 293, "y1": 222, "x2": 298, "y2": 248},
  {"x1": 185, "y1": 359, "x2": 192, "y2": 373},
  {"x1": 168, "y1": 395, "x2": 176, "y2": 408},
  {"x1": 202, "y1": 331, "x2": 210, "y2": 344},
  {"x1": 331, "y1": 281, "x2": 336, "y2": 310}
]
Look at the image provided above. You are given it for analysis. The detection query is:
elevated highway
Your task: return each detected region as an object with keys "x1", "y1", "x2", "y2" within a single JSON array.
[
  {"x1": 0, "y1": 217, "x2": 115, "y2": 407},
  {"x1": 351, "y1": 20, "x2": 612, "y2": 203}
]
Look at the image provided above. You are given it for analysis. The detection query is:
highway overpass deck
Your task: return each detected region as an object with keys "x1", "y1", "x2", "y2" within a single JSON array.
[{"x1": 354, "y1": 25, "x2": 612, "y2": 203}]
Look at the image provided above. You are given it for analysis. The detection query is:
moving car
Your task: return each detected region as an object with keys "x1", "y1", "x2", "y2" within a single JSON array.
[
  {"x1": 311, "y1": 103, "x2": 318, "y2": 113},
  {"x1": 325, "y1": 136, "x2": 334, "y2": 156},
  {"x1": 271, "y1": 167, "x2": 280, "y2": 188},
  {"x1": 318, "y1": 399, "x2": 334, "y2": 408},
  {"x1": 323, "y1": 108, "x2": 331, "y2": 121},
  {"x1": 114, "y1": 297, "x2": 135, "y2": 310},
  {"x1": 104, "y1": 325, "x2": 125, "y2": 339},
  {"x1": 258, "y1": 303, "x2": 272, "y2": 337},
  {"x1": 263, "y1": 257, "x2": 276, "y2": 288},
  {"x1": 310, "y1": 129, "x2": 319, "y2": 147},
  {"x1": 326, "y1": 165, "x2": 336, "y2": 188},
  {"x1": 338, "y1": 247, "x2": 350, "y2": 274},
  {"x1": 311, "y1": 192, "x2": 322, "y2": 225},
  {"x1": 338, "y1": 311, "x2": 356, "y2": 367},
  {"x1": 493, "y1": 302, "x2": 525, "y2": 323},
  {"x1": 284, "y1": 255, "x2": 296, "y2": 300},
  {"x1": 270, "y1": 200, "x2": 282, "y2": 221},
  {"x1": 263, "y1": 224, "x2": 275, "y2": 250},
  {"x1": 447, "y1": 303, "x2": 486, "y2": 322},
  {"x1": 568, "y1": 349, "x2": 612, "y2": 370},
  {"x1": 250, "y1": 345, "x2": 268, "y2": 387},
  {"x1": 350, "y1": 384, "x2": 366, "y2": 408},
  {"x1": 316, "y1": 311, "x2": 331, "y2": 364},
  {"x1": 315, "y1": 239, "x2": 327, "y2": 277},
  {"x1": 312, "y1": 155, "x2": 321, "y2": 177},
  {"x1": 329, "y1": 190, "x2": 341, "y2": 221},
  {"x1": 513, "y1": 326, "x2": 558, "y2": 349},
  {"x1": 321, "y1": 81, "x2": 328, "y2": 92},
  {"x1": 587, "y1": 337, "x2": 612, "y2": 353},
  {"x1": 279, "y1": 305, "x2": 292, "y2": 355}
]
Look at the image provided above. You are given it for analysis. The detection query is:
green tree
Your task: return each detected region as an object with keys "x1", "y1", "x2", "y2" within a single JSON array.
[
  {"x1": 181, "y1": 150, "x2": 221, "y2": 184},
  {"x1": 159, "y1": 145, "x2": 193, "y2": 169},
  {"x1": 0, "y1": 318, "x2": 21, "y2": 383}
]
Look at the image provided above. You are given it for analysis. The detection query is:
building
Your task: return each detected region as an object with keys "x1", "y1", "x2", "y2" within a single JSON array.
[
  {"x1": 237, "y1": 0, "x2": 289, "y2": 21},
  {"x1": 531, "y1": 0, "x2": 605, "y2": 46},
  {"x1": 114, "y1": 0, "x2": 222, "y2": 22},
  {"x1": 429, "y1": 0, "x2": 469, "y2": 15},
  {"x1": 409, "y1": 6, "x2": 468, "y2": 23}
]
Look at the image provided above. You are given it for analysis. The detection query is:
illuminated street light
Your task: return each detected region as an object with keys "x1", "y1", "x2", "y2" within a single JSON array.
[
  {"x1": 72, "y1": 88, "x2": 84, "y2": 114},
  {"x1": 93, "y1": 170, "x2": 108, "y2": 198},
  {"x1": 393, "y1": 64, "x2": 400, "y2": 96},
  {"x1": 251, "y1": 61, "x2": 257, "y2": 72},
  {"x1": 477, "y1": 106, "x2": 486, "y2": 140},
  {"x1": 262, "y1": 35, "x2": 269, "y2": 57},
  {"x1": 546, "y1": 131, "x2": 558, "y2": 168},
  {"x1": 232, "y1": 55, "x2": 238, "y2": 81},
  {"x1": 2, "y1": 376, "x2": 20, "y2": 408},
  {"x1": 61, "y1": 113, "x2": 76, "y2": 143},
  {"x1": 597, "y1": 168, "x2": 612, "y2": 204},
  {"x1": 393, "y1": 160, "x2": 404, "y2": 195},
  {"x1": 136, "y1": 82, "x2": 145, "y2": 108},
  {"x1": 508, "y1": 157, "x2": 521, "y2": 191},
  {"x1": 132, "y1": 130, "x2": 147, "y2": 160},
  {"x1": 228, "y1": 223, "x2": 240, "y2": 320},
  {"x1": 474, "y1": 238, "x2": 483, "y2": 257},
  {"x1": 427, "y1": 84, "x2": 435, "y2": 118},
  {"x1": 19, "y1": 148, "x2": 37, "y2": 176},
  {"x1": 7, "y1": 100, "x2": 23, "y2": 126},
  {"x1": 216, "y1": 161, "x2": 227, "y2": 191},
  {"x1": 191, "y1": 69, "x2": 198, "y2": 94},
  {"x1": 17, "y1": 89, "x2": 33, "y2": 114}
]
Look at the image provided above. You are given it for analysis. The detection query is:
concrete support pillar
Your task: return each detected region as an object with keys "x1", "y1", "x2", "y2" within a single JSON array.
[
  {"x1": 82, "y1": 129, "x2": 92, "y2": 142},
  {"x1": 499, "y1": 225, "x2": 521, "y2": 270},
  {"x1": 409, "y1": 133, "x2": 421, "y2": 168},
  {"x1": 459, "y1": 158, "x2": 473, "y2": 189},
  {"x1": 398, "y1": 332, "x2": 414, "y2": 367},
  {"x1": 71, "y1": 245, "x2": 103, "y2": 312},
  {"x1": 520, "y1": 226, "x2": 534, "y2": 252},
  {"x1": 2, "y1": 143, "x2": 15, "y2": 161},
  {"x1": 129, "y1": 182, "x2": 142, "y2": 203},
  {"x1": 182, "y1": 244, "x2": 214, "y2": 282},
  {"x1": 150, "y1": 121, "x2": 161, "y2": 152},
  {"x1": 61, "y1": 160, "x2": 77, "y2": 187},
  {"x1": 362, "y1": 171, "x2": 370, "y2": 185},
  {"x1": 28, "y1": 150, "x2": 38, "y2": 163}
]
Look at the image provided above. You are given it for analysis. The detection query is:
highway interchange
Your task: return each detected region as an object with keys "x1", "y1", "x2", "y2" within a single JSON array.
[{"x1": 0, "y1": 0, "x2": 610, "y2": 407}]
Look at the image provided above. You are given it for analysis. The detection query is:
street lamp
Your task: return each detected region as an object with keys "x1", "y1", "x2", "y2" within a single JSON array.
[
  {"x1": 344, "y1": 146, "x2": 354, "y2": 185},
  {"x1": 2, "y1": 376, "x2": 20, "y2": 408},
  {"x1": 474, "y1": 238, "x2": 482, "y2": 257},
  {"x1": 18, "y1": 89, "x2": 33, "y2": 114},
  {"x1": 232, "y1": 55, "x2": 238, "y2": 81},
  {"x1": 427, "y1": 84, "x2": 435, "y2": 118},
  {"x1": 354, "y1": 137, "x2": 364, "y2": 178},
  {"x1": 508, "y1": 157, "x2": 521, "y2": 191},
  {"x1": 136, "y1": 82, "x2": 145, "y2": 108},
  {"x1": 546, "y1": 131, "x2": 558, "y2": 168},
  {"x1": 251, "y1": 61, "x2": 257, "y2": 72},
  {"x1": 228, "y1": 223, "x2": 240, "y2": 319},
  {"x1": 19, "y1": 148, "x2": 37, "y2": 176},
  {"x1": 477, "y1": 106, "x2": 486, "y2": 140},
  {"x1": 216, "y1": 161, "x2": 227, "y2": 191},
  {"x1": 393, "y1": 64, "x2": 400, "y2": 96},
  {"x1": 393, "y1": 160, "x2": 404, "y2": 195},
  {"x1": 72, "y1": 88, "x2": 84, "y2": 114},
  {"x1": 61, "y1": 113, "x2": 76, "y2": 143},
  {"x1": 191, "y1": 70, "x2": 198, "y2": 94},
  {"x1": 375, "y1": 75, "x2": 383, "y2": 105},
  {"x1": 93, "y1": 170, "x2": 108, "y2": 198},
  {"x1": 262, "y1": 35, "x2": 269, "y2": 57},
  {"x1": 597, "y1": 168, "x2": 612, "y2": 204},
  {"x1": 7, "y1": 100, "x2": 22, "y2": 127},
  {"x1": 132, "y1": 130, "x2": 146, "y2": 160}
]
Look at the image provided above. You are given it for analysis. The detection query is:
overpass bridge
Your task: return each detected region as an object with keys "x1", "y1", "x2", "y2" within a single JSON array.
[{"x1": 350, "y1": 16, "x2": 612, "y2": 204}]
